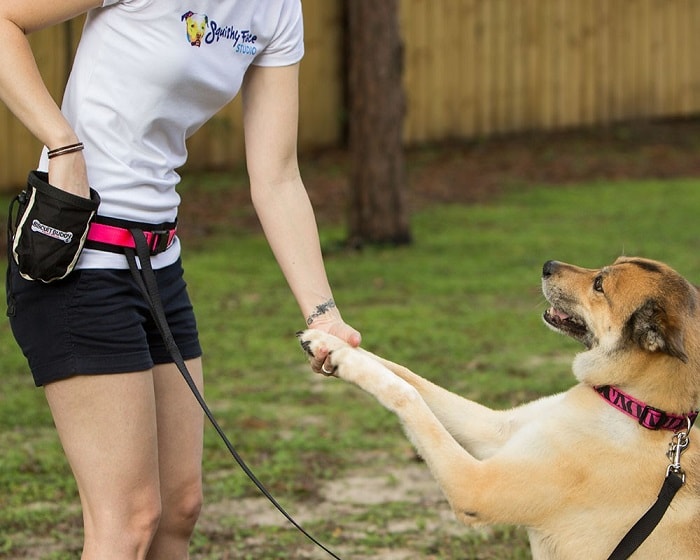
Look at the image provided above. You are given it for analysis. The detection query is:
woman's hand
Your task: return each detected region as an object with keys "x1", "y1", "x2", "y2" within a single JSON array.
[{"x1": 48, "y1": 150, "x2": 91, "y2": 198}]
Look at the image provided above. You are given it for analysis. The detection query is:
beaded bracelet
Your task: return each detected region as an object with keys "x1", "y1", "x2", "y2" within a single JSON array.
[{"x1": 47, "y1": 142, "x2": 85, "y2": 159}]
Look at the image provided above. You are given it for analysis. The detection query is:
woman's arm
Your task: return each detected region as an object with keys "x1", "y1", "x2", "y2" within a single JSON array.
[
  {"x1": 241, "y1": 63, "x2": 360, "y2": 347},
  {"x1": 0, "y1": 0, "x2": 101, "y2": 196}
]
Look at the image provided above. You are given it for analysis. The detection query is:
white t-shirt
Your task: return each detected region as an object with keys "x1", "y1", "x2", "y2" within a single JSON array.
[{"x1": 42, "y1": 0, "x2": 304, "y2": 269}]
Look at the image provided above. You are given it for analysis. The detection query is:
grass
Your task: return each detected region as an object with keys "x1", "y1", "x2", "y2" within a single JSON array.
[{"x1": 1, "y1": 176, "x2": 700, "y2": 558}]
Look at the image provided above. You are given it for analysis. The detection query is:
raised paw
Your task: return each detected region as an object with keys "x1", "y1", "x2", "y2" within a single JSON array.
[
  {"x1": 299, "y1": 329, "x2": 419, "y2": 413},
  {"x1": 298, "y1": 329, "x2": 351, "y2": 376}
]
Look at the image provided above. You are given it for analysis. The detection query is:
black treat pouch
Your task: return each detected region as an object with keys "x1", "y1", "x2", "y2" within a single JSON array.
[{"x1": 7, "y1": 170, "x2": 100, "y2": 283}]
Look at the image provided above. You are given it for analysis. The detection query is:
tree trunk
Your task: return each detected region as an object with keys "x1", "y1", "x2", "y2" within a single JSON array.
[{"x1": 346, "y1": 0, "x2": 411, "y2": 247}]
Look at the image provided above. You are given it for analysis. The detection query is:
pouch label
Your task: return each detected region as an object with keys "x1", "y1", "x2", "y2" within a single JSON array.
[{"x1": 31, "y1": 219, "x2": 74, "y2": 244}]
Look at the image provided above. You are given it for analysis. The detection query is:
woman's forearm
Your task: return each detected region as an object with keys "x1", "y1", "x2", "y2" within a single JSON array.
[
  {"x1": 0, "y1": 19, "x2": 78, "y2": 149},
  {"x1": 252, "y1": 175, "x2": 340, "y2": 324}
]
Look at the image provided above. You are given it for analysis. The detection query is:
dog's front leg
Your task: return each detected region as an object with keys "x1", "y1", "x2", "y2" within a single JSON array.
[
  {"x1": 358, "y1": 349, "x2": 514, "y2": 459},
  {"x1": 320, "y1": 345, "x2": 487, "y2": 520},
  {"x1": 300, "y1": 330, "x2": 555, "y2": 527}
]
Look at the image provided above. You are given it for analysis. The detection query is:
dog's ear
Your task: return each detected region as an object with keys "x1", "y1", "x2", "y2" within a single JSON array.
[{"x1": 626, "y1": 299, "x2": 688, "y2": 363}]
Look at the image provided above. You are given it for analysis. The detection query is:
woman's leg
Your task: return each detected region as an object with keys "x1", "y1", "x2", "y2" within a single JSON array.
[
  {"x1": 146, "y1": 358, "x2": 204, "y2": 560},
  {"x1": 45, "y1": 370, "x2": 163, "y2": 560}
]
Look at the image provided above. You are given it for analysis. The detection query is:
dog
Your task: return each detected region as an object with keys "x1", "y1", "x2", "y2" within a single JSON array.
[
  {"x1": 181, "y1": 11, "x2": 208, "y2": 47},
  {"x1": 300, "y1": 257, "x2": 700, "y2": 559}
]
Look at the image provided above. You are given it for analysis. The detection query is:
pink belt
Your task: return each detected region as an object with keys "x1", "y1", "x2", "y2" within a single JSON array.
[{"x1": 86, "y1": 221, "x2": 177, "y2": 255}]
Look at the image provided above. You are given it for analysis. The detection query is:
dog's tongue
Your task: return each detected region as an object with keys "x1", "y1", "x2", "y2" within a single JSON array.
[{"x1": 548, "y1": 307, "x2": 570, "y2": 321}]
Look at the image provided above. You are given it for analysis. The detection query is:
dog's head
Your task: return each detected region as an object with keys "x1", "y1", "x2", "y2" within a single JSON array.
[
  {"x1": 541, "y1": 257, "x2": 700, "y2": 388},
  {"x1": 181, "y1": 11, "x2": 208, "y2": 47}
]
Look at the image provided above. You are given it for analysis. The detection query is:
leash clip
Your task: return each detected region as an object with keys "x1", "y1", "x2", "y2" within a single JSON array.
[{"x1": 665, "y1": 418, "x2": 691, "y2": 484}]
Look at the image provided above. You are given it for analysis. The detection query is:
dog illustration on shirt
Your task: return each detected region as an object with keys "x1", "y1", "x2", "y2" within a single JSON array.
[{"x1": 181, "y1": 11, "x2": 208, "y2": 47}]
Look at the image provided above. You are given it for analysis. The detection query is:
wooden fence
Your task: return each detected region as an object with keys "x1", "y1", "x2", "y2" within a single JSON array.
[
  {"x1": 1, "y1": 0, "x2": 699, "y2": 190},
  {"x1": 402, "y1": 0, "x2": 700, "y2": 141}
]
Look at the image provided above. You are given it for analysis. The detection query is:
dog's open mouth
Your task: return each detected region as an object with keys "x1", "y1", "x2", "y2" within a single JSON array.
[{"x1": 543, "y1": 307, "x2": 589, "y2": 340}]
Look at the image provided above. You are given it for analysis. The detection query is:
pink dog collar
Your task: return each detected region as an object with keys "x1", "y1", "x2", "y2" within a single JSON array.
[{"x1": 595, "y1": 385, "x2": 698, "y2": 431}]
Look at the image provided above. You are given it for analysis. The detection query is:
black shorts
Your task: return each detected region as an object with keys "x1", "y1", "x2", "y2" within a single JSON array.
[{"x1": 7, "y1": 258, "x2": 202, "y2": 387}]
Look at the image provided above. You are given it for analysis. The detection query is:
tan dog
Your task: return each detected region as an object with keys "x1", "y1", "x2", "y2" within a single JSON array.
[{"x1": 300, "y1": 257, "x2": 700, "y2": 559}]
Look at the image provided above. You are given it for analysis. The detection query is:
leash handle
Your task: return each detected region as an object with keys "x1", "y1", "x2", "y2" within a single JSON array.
[{"x1": 125, "y1": 229, "x2": 343, "y2": 560}]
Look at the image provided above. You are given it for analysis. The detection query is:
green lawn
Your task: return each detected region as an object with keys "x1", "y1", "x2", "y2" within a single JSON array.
[{"x1": 1, "y1": 177, "x2": 699, "y2": 558}]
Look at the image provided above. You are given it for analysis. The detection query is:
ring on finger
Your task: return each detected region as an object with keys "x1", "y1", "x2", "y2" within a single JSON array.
[{"x1": 321, "y1": 363, "x2": 334, "y2": 375}]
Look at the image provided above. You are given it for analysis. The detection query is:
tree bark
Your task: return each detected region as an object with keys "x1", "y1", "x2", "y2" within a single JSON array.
[{"x1": 346, "y1": 0, "x2": 411, "y2": 247}]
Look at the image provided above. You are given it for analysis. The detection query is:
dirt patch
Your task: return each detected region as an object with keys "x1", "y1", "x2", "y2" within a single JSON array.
[
  {"x1": 201, "y1": 462, "x2": 446, "y2": 528},
  {"x1": 198, "y1": 459, "x2": 477, "y2": 560}
]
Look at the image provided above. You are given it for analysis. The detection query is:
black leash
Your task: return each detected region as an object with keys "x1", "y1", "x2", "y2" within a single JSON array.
[
  {"x1": 605, "y1": 471, "x2": 684, "y2": 560},
  {"x1": 124, "y1": 229, "x2": 342, "y2": 560},
  {"x1": 606, "y1": 421, "x2": 692, "y2": 560}
]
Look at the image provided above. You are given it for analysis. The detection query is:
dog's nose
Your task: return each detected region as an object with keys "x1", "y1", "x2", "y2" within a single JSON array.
[{"x1": 542, "y1": 260, "x2": 559, "y2": 278}]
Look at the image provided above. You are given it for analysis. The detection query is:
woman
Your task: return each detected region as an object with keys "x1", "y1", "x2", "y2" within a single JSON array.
[{"x1": 0, "y1": 1, "x2": 360, "y2": 558}]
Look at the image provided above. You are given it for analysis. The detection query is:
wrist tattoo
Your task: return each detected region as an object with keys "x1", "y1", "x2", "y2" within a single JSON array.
[{"x1": 306, "y1": 298, "x2": 337, "y2": 325}]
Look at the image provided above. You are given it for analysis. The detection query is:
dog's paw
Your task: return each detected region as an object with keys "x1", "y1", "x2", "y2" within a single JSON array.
[
  {"x1": 297, "y1": 329, "x2": 351, "y2": 375},
  {"x1": 297, "y1": 329, "x2": 350, "y2": 377},
  {"x1": 299, "y1": 330, "x2": 419, "y2": 412}
]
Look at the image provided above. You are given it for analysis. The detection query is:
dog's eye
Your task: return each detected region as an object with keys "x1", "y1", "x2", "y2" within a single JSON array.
[{"x1": 593, "y1": 275, "x2": 605, "y2": 293}]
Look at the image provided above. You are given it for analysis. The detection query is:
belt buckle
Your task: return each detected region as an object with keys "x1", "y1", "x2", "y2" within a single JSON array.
[{"x1": 148, "y1": 230, "x2": 172, "y2": 255}]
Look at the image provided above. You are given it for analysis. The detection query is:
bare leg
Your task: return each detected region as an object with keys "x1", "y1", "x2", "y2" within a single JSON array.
[
  {"x1": 45, "y1": 371, "x2": 162, "y2": 560},
  {"x1": 146, "y1": 359, "x2": 204, "y2": 560}
]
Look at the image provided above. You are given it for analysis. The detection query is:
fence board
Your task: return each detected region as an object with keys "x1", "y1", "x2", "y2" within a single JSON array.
[{"x1": 2, "y1": 0, "x2": 700, "y2": 190}]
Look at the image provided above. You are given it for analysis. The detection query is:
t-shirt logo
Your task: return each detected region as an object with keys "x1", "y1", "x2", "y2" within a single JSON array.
[
  {"x1": 181, "y1": 11, "x2": 209, "y2": 47},
  {"x1": 180, "y1": 10, "x2": 258, "y2": 55}
]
